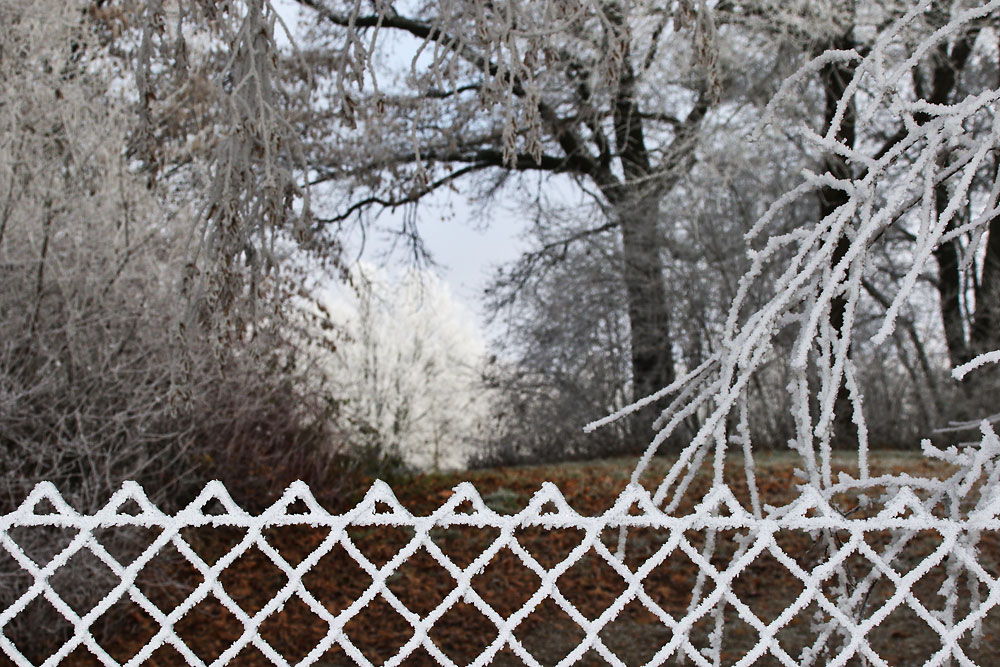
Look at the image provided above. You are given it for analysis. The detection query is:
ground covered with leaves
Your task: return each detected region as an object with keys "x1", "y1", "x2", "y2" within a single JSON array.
[{"x1": 7, "y1": 452, "x2": 999, "y2": 667}]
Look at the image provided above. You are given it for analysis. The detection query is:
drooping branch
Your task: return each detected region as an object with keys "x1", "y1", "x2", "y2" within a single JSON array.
[{"x1": 596, "y1": 0, "x2": 1000, "y2": 504}]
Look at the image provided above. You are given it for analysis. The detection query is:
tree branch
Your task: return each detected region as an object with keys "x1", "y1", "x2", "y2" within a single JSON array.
[
  {"x1": 311, "y1": 145, "x2": 600, "y2": 189},
  {"x1": 296, "y1": 0, "x2": 606, "y2": 179},
  {"x1": 313, "y1": 163, "x2": 491, "y2": 226}
]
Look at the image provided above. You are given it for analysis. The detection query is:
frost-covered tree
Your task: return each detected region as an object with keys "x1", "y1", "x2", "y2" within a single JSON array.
[
  {"x1": 1, "y1": 0, "x2": 194, "y2": 510},
  {"x1": 585, "y1": 0, "x2": 1000, "y2": 506},
  {"x1": 0, "y1": 0, "x2": 345, "y2": 654},
  {"x1": 482, "y1": 120, "x2": 821, "y2": 462},
  {"x1": 132, "y1": 0, "x2": 932, "y2": 452},
  {"x1": 112, "y1": 0, "x2": 329, "y2": 338},
  {"x1": 271, "y1": 0, "x2": 810, "y2": 445},
  {"x1": 1, "y1": 0, "x2": 342, "y2": 507},
  {"x1": 116, "y1": 0, "x2": 998, "y2": 461},
  {"x1": 313, "y1": 265, "x2": 495, "y2": 470}
]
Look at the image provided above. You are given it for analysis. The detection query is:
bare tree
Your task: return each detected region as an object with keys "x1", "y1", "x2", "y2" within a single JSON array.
[
  {"x1": 273, "y1": 0, "x2": 750, "y2": 446},
  {"x1": 481, "y1": 114, "x2": 821, "y2": 460},
  {"x1": 482, "y1": 215, "x2": 634, "y2": 463}
]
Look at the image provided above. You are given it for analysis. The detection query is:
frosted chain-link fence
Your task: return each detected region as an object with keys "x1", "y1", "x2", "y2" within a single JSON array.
[{"x1": 2, "y1": 477, "x2": 999, "y2": 667}]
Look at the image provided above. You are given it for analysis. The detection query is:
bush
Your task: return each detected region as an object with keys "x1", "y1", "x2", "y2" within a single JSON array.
[{"x1": 0, "y1": 3, "x2": 354, "y2": 656}]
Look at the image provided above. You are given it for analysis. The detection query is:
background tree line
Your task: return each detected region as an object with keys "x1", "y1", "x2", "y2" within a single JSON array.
[
  {"x1": 4, "y1": 0, "x2": 999, "y2": 486},
  {"x1": 276, "y1": 0, "x2": 999, "y2": 462}
]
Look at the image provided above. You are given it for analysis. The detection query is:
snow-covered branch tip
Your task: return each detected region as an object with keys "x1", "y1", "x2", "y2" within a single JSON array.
[{"x1": 952, "y1": 351, "x2": 1000, "y2": 381}]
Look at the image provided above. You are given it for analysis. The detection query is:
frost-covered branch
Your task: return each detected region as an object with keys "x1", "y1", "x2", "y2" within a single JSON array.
[{"x1": 586, "y1": 0, "x2": 1000, "y2": 503}]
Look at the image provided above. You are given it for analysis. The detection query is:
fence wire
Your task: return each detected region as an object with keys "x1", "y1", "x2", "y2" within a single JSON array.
[{"x1": 2, "y1": 479, "x2": 999, "y2": 667}]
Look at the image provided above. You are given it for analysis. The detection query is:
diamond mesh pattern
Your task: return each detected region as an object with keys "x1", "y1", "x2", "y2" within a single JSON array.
[{"x1": 1, "y1": 480, "x2": 998, "y2": 667}]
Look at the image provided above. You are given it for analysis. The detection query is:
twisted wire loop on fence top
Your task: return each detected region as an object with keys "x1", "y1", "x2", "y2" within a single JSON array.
[{"x1": 1, "y1": 479, "x2": 999, "y2": 667}]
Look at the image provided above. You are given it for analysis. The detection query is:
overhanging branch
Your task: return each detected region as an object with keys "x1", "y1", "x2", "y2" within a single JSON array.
[{"x1": 312, "y1": 163, "x2": 490, "y2": 226}]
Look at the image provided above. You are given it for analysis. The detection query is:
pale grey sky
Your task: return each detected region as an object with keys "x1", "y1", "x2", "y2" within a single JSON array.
[{"x1": 347, "y1": 201, "x2": 530, "y2": 326}]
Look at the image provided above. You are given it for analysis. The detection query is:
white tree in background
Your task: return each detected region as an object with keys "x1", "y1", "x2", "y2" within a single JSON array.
[{"x1": 315, "y1": 265, "x2": 495, "y2": 470}]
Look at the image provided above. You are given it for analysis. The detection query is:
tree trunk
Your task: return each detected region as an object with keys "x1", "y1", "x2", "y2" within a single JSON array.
[
  {"x1": 819, "y1": 33, "x2": 857, "y2": 448},
  {"x1": 923, "y1": 19, "x2": 976, "y2": 371},
  {"x1": 934, "y1": 195, "x2": 1000, "y2": 422},
  {"x1": 618, "y1": 189, "x2": 675, "y2": 448},
  {"x1": 960, "y1": 206, "x2": 1000, "y2": 404},
  {"x1": 971, "y1": 212, "x2": 1000, "y2": 357},
  {"x1": 933, "y1": 199, "x2": 971, "y2": 369},
  {"x1": 924, "y1": 20, "x2": 993, "y2": 417},
  {"x1": 604, "y1": 48, "x2": 678, "y2": 451}
]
